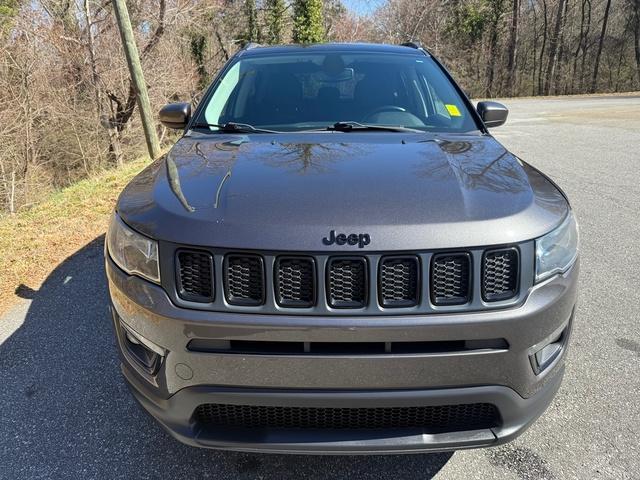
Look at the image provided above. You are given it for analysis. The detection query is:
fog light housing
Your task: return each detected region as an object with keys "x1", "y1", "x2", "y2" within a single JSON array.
[
  {"x1": 120, "y1": 322, "x2": 164, "y2": 375},
  {"x1": 530, "y1": 321, "x2": 571, "y2": 374}
]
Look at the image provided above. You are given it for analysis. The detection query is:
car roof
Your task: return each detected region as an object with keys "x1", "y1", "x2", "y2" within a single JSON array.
[{"x1": 237, "y1": 42, "x2": 429, "y2": 58}]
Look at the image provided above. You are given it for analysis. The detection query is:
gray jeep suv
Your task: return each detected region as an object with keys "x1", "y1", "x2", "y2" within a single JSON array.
[{"x1": 105, "y1": 43, "x2": 579, "y2": 454}]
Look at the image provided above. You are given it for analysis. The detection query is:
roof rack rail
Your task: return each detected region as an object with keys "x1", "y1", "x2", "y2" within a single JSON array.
[
  {"x1": 400, "y1": 41, "x2": 422, "y2": 49},
  {"x1": 243, "y1": 42, "x2": 262, "y2": 50},
  {"x1": 400, "y1": 41, "x2": 431, "y2": 56}
]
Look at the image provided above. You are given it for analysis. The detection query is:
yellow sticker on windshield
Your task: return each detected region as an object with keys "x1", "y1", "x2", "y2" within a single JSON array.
[{"x1": 445, "y1": 104, "x2": 461, "y2": 117}]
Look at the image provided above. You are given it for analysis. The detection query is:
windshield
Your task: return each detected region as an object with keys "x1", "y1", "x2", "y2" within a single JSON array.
[{"x1": 194, "y1": 51, "x2": 479, "y2": 133}]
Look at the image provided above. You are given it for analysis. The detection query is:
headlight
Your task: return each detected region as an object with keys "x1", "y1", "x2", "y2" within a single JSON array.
[
  {"x1": 107, "y1": 213, "x2": 160, "y2": 283},
  {"x1": 535, "y1": 211, "x2": 579, "y2": 282}
]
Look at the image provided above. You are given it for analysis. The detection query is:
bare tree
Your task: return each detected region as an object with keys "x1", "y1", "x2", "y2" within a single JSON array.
[
  {"x1": 1, "y1": 0, "x2": 638, "y2": 216},
  {"x1": 628, "y1": 0, "x2": 640, "y2": 84},
  {"x1": 571, "y1": 0, "x2": 592, "y2": 91},
  {"x1": 83, "y1": 0, "x2": 122, "y2": 164},
  {"x1": 591, "y1": 0, "x2": 612, "y2": 91},
  {"x1": 543, "y1": 0, "x2": 567, "y2": 95},
  {"x1": 505, "y1": 0, "x2": 520, "y2": 96}
]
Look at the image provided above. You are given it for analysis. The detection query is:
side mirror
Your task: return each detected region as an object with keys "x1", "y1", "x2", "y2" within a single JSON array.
[
  {"x1": 477, "y1": 101, "x2": 508, "y2": 128},
  {"x1": 159, "y1": 102, "x2": 191, "y2": 129}
]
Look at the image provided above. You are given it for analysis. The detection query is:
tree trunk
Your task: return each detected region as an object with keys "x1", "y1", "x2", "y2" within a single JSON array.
[
  {"x1": 590, "y1": 0, "x2": 612, "y2": 93},
  {"x1": 543, "y1": 0, "x2": 567, "y2": 95},
  {"x1": 553, "y1": 0, "x2": 570, "y2": 94},
  {"x1": 84, "y1": 0, "x2": 123, "y2": 166},
  {"x1": 214, "y1": 29, "x2": 230, "y2": 61},
  {"x1": 505, "y1": 0, "x2": 520, "y2": 96},
  {"x1": 532, "y1": 1, "x2": 539, "y2": 95},
  {"x1": 537, "y1": 0, "x2": 548, "y2": 95},
  {"x1": 265, "y1": 0, "x2": 286, "y2": 44},
  {"x1": 244, "y1": 0, "x2": 259, "y2": 44},
  {"x1": 571, "y1": 0, "x2": 588, "y2": 93},
  {"x1": 632, "y1": 0, "x2": 640, "y2": 86},
  {"x1": 614, "y1": 34, "x2": 626, "y2": 91},
  {"x1": 579, "y1": 0, "x2": 592, "y2": 91},
  {"x1": 486, "y1": 25, "x2": 499, "y2": 96},
  {"x1": 10, "y1": 170, "x2": 15, "y2": 215},
  {"x1": 486, "y1": 0, "x2": 503, "y2": 98},
  {"x1": 636, "y1": 24, "x2": 640, "y2": 87}
]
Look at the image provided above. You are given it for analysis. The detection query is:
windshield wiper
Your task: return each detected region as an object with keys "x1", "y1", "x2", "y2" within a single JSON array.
[
  {"x1": 190, "y1": 122, "x2": 281, "y2": 133},
  {"x1": 328, "y1": 121, "x2": 423, "y2": 133}
]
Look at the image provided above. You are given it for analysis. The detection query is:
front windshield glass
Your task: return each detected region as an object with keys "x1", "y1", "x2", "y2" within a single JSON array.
[{"x1": 195, "y1": 51, "x2": 479, "y2": 133}]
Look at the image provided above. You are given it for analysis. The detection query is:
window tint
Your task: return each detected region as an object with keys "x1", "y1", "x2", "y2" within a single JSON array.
[{"x1": 197, "y1": 52, "x2": 479, "y2": 133}]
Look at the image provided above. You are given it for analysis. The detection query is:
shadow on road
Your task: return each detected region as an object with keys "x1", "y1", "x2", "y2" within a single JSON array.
[{"x1": 0, "y1": 237, "x2": 453, "y2": 479}]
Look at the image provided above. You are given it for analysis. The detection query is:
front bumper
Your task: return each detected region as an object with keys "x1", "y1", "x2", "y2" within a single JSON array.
[
  {"x1": 122, "y1": 360, "x2": 564, "y2": 454},
  {"x1": 106, "y1": 255, "x2": 578, "y2": 453}
]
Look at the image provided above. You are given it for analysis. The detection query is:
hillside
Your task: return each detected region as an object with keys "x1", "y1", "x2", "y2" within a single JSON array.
[{"x1": 0, "y1": 159, "x2": 150, "y2": 316}]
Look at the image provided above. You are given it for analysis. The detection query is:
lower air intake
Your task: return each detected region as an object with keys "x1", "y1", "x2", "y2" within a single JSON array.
[{"x1": 194, "y1": 402, "x2": 501, "y2": 432}]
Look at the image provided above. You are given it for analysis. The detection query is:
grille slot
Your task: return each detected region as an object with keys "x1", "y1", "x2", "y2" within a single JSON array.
[
  {"x1": 187, "y1": 338, "x2": 509, "y2": 355},
  {"x1": 327, "y1": 257, "x2": 368, "y2": 308},
  {"x1": 224, "y1": 254, "x2": 265, "y2": 306},
  {"x1": 483, "y1": 248, "x2": 519, "y2": 301},
  {"x1": 176, "y1": 250, "x2": 214, "y2": 302},
  {"x1": 194, "y1": 403, "x2": 501, "y2": 432},
  {"x1": 431, "y1": 253, "x2": 471, "y2": 306},
  {"x1": 275, "y1": 257, "x2": 316, "y2": 308},
  {"x1": 379, "y1": 256, "x2": 420, "y2": 308}
]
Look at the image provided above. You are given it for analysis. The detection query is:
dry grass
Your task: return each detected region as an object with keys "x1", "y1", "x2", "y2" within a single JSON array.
[{"x1": 0, "y1": 158, "x2": 151, "y2": 316}]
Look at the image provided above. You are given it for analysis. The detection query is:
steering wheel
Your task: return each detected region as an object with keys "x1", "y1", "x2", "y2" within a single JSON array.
[{"x1": 363, "y1": 105, "x2": 407, "y2": 119}]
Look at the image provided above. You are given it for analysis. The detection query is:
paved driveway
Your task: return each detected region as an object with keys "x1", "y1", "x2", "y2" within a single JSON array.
[{"x1": 1, "y1": 95, "x2": 638, "y2": 479}]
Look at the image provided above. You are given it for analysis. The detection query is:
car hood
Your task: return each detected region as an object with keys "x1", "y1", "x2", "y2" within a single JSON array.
[{"x1": 117, "y1": 132, "x2": 568, "y2": 251}]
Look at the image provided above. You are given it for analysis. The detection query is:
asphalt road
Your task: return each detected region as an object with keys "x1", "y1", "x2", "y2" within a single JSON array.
[{"x1": 1, "y1": 95, "x2": 639, "y2": 480}]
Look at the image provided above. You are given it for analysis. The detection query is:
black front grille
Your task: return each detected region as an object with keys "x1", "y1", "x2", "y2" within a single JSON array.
[
  {"x1": 431, "y1": 253, "x2": 471, "y2": 305},
  {"x1": 170, "y1": 246, "x2": 525, "y2": 313},
  {"x1": 194, "y1": 402, "x2": 500, "y2": 432},
  {"x1": 483, "y1": 248, "x2": 519, "y2": 301},
  {"x1": 275, "y1": 257, "x2": 316, "y2": 307},
  {"x1": 327, "y1": 258, "x2": 367, "y2": 308},
  {"x1": 224, "y1": 255, "x2": 265, "y2": 306},
  {"x1": 379, "y1": 256, "x2": 420, "y2": 307},
  {"x1": 176, "y1": 250, "x2": 214, "y2": 302}
]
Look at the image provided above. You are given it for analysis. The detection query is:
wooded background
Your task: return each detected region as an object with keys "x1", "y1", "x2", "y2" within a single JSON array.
[{"x1": 0, "y1": 0, "x2": 637, "y2": 215}]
